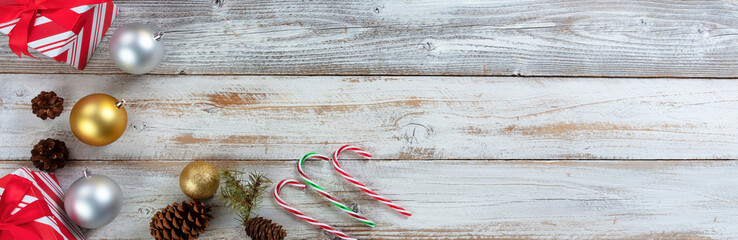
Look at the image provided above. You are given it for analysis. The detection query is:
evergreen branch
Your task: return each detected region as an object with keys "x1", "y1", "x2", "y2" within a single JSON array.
[{"x1": 220, "y1": 167, "x2": 272, "y2": 223}]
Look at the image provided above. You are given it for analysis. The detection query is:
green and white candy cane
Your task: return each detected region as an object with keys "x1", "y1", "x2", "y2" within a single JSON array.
[{"x1": 297, "y1": 153, "x2": 376, "y2": 227}]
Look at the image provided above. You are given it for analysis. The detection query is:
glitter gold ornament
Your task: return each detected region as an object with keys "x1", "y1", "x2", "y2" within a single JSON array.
[
  {"x1": 180, "y1": 160, "x2": 220, "y2": 200},
  {"x1": 69, "y1": 94, "x2": 127, "y2": 146}
]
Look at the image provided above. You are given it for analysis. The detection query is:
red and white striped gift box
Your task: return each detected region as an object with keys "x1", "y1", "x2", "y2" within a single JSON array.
[
  {"x1": 0, "y1": 2, "x2": 118, "y2": 70},
  {"x1": 0, "y1": 168, "x2": 86, "y2": 240}
]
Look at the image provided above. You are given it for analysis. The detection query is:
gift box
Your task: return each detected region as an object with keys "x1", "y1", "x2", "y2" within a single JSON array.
[
  {"x1": 0, "y1": 0, "x2": 119, "y2": 70},
  {"x1": 0, "y1": 168, "x2": 85, "y2": 239}
]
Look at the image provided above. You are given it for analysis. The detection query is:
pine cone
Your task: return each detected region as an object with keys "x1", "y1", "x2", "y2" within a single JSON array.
[
  {"x1": 30, "y1": 138, "x2": 68, "y2": 172},
  {"x1": 244, "y1": 217, "x2": 286, "y2": 240},
  {"x1": 31, "y1": 91, "x2": 63, "y2": 120},
  {"x1": 150, "y1": 200, "x2": 214, "y2": 240}
]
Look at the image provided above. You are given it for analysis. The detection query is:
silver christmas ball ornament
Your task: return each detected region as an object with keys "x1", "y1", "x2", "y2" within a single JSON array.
[
  {"x1": 109, "y1": 23, "x2": 165, "y2": 74},
  {"x1": 64, "y1": 169, "x2": 123, "y2": 228}
]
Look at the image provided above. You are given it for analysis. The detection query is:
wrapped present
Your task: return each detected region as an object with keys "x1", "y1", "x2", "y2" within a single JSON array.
[
  {"x1": 0, "y1": 168, "x2": 85, "y2": 239},
  {"x1": 0, "y1": 0, "x2": 119, "y2": 70}
]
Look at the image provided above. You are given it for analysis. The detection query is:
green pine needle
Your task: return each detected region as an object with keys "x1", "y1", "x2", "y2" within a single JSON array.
[{"x1": 220, "y1": 167, "x2": 272, "y2": 223}]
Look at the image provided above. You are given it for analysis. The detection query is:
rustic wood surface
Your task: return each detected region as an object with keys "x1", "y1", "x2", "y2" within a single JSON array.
[
  {"x1": 3, "y1": 75, "x2": 738, "y2": 160},
  {"x1": 0, "y1": 0, "x2": 736, "y2": 76},
  {"x1": 1, "y1": 0, "x2": 737, "y2": 239},
  {"x1": 0, "y1": 160, "x2": 735, "y2": 239}
]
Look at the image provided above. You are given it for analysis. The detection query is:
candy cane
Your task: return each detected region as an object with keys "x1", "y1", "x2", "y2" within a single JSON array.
[
  {"x1": 298, "y1": 153, "x2": 376, "y2": 227},
  {"x1": 332, "y1": 145, "x2": 412, "y2": 217},
  {"x1": 274, "y1": 179, "x2": 357, "y2": 240}
]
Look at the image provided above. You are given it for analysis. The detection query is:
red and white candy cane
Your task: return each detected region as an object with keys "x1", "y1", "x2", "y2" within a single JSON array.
[
  {"x1": 332, "y1": 145, "x2": 412, "y2": 217},
  {"x1": 298, "y1": 153, "x2": 376, "y2": 227},
  {"x1": 274, "y1": 179, "x2": 357, "y2": 240}
]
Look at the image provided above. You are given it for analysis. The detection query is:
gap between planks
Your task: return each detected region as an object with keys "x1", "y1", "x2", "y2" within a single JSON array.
[
  {"x1": 2, "y1": 72, "x2": 738, "y2": 80},
  {"x1": 11, "y1": 159, "x2": 738, "y2": 162}
]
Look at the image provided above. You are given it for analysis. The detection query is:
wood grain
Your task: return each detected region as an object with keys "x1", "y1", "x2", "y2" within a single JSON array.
[
  {"x1": 0, "y1": 160, "x2": 734, "y2": 239},
  {"x1": 0, "y1": 0, "x2": 736, "y2": 77},
  {"x1": 2, "y1": 75, "x2": 738, "y2": 160}
]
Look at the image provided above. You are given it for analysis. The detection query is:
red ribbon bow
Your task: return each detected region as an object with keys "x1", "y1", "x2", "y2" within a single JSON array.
[
  {"x1": 0, "y1": 175, "x2": 47, "y2": 240},
  {"x1": 0, "y1": 0, "x2": 113, "y2": 58}
]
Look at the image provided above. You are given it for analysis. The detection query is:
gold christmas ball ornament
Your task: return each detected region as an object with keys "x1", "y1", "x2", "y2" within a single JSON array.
[
  {"x1": 180, "y1": 160, "x2": 220, "y2": 200},
  {"x1": 70, "y1": 94, "x2": 128, "y2": 146}
]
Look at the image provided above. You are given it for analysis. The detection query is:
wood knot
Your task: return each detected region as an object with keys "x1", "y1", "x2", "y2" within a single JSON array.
[
  {"x1": 423, "y1": 41, "x2": 436, "y2": 51},
  {"x1": 698, "y1": 26, "x2": 710, "y2": 37},
  {"x1": 13, "y1": 88, "x2": 28, "y2": 97},
  {"x1": 401, "y1": 123, "x2": 433, "y2": 144},
  {"x1": 202, "y1": 106, "x2": 220, "y2": 113},
  {"x1": 348, "y1": 203, "x2": 360, "y2": 213},
  {"x1": 138, "y1": 206, "x2": 157, "y2": 215},
  {"x1": 130, "y1": 121, "x2": 149, "y2": 132}
]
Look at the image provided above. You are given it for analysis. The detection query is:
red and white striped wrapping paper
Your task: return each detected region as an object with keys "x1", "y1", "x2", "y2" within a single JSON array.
[
  {"x1": 0, "y1": 2, "x2": 118, "y2": 70},
  {"x1": 0, "y1": 168, "x2": 86, "y2": 240}
]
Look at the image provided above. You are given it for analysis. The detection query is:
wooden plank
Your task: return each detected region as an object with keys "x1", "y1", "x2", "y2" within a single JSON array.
[
  {"x1": 0, "y1": 0, "x2": 736, "y2": 77},
  {"x1": 2, "y1": 74, "x2": 738, "y2": 160},
  {"x1": 0, "y1": 160, "x2": 735, "y2": 239}
]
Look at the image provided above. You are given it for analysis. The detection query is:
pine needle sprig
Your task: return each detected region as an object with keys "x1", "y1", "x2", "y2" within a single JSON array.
[{"x1": 220, "y1": 168, "x2": 272, "y2": 222}]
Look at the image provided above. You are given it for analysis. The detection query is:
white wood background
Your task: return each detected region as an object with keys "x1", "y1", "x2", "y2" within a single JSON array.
[
  {"x1": 1, "y1": 0, "x2": 737, "y2": 239},
  {"x1": 0, "y1": 0, "x2": 736, "y2": 77}
]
